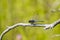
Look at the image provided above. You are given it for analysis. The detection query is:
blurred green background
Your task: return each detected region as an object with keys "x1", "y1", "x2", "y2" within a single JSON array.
[{"x1": 0, "y1": 0, "x2": 60, "y2": 40}]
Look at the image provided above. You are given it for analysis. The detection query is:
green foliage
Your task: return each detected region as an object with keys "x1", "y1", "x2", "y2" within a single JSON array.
[{"x1": 0, "y1": 0, "x2": 60, "y2": 40}]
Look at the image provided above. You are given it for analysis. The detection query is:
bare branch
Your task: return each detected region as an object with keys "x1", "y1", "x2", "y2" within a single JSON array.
[
  {"x1": 44, "y1": 19, "x2": 60, "y2": 29},
  {"x1": 0, "y1": 19, "x2": 60, "y2": 40}
]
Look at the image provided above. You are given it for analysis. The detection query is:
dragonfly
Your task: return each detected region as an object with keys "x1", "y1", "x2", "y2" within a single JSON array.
[
  {"x1": 28, "y1": 13, "x2": 44, "y2": 24},
  {"x1": 28, "y1": 20, "x2": 44, "y2": 24}
]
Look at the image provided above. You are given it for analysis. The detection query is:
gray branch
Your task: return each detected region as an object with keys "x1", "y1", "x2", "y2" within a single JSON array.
[{"x1": 0, "y1": 19, "x2": 60, "y2": 40}]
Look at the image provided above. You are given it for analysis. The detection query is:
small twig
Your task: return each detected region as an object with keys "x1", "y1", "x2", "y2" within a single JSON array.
[
  {"x1": 0, "y1": 19, "x2": 60, "y2": 40},
  {"x1": 51, "y1": 34, "x2": 60, "y2": 38}
]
